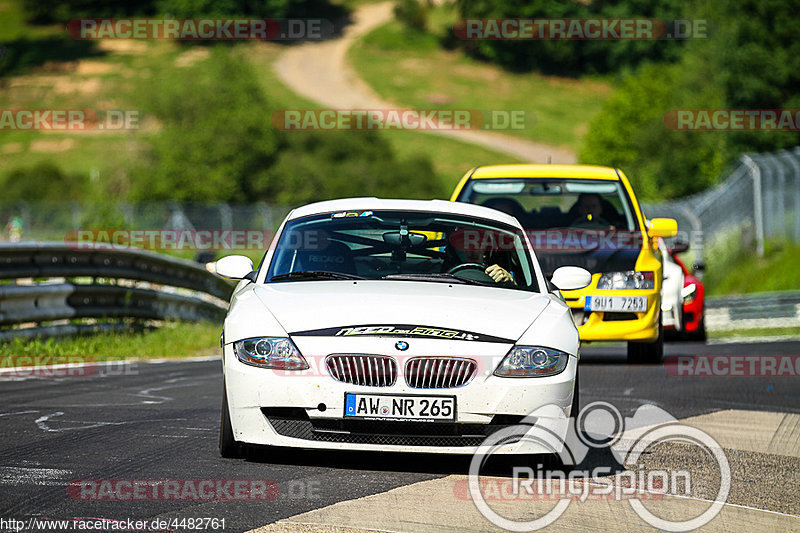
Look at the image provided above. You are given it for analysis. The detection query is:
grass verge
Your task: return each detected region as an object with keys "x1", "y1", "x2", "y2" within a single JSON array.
[
  {"x1": 348, "y1": 8, "x2": 611, "y2": 153},
  {"x1": 704, "y1": 239, "x2": 800, "y2": 295},
  {"x1": 707, "y1": 326, "x2": 800, "y2": 339},
  {"x1": 0, "y1": 321, "x2": 222, "y2": 361}
]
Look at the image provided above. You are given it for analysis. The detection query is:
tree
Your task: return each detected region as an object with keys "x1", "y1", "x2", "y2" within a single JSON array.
[{"x1": 581, "y1": 0, "x2": 800, "y2": 199}]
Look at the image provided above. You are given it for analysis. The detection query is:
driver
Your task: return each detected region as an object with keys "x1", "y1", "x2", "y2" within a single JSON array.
[
  {"x1": 575, "y1": 193, "x2": 603, "y2": 220},
  {"x1": 571, "y1": 193, "x2": 616, "y2": 229},
  {"x1": 461, "y1": 248, "x2": 516, "y2": 285}
]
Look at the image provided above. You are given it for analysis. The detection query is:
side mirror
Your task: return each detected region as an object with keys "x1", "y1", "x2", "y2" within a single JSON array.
[
  {"x1": 551, "y1": 266, "x2": 592, "y2": 291},
  {"x1": 693, "y1": 261, "x2": 706, "y2": 272},
  {"x1": 648, "y1": 218, "x2": 678, "y2": 238},
  {"x1": 215, "y1": 255, "x2": 255, "y2": 280}
]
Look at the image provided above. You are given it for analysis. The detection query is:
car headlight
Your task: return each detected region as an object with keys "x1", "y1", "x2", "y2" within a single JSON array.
[
  {"x1": 681, "y1": 283, "x2": 697, "y2": 303},
  {"x1": 234, "y1": 337, "x2": 308, "y2": 370},
  {"x1": 494, "y1": 346, "x2": 569, "y2": 377},
  {"x1": 597, "y1": 271, "x2": 655, "y2": 290}
]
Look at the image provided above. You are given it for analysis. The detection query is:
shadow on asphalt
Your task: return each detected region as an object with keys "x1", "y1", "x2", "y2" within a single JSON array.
[
  {"x1": 240, "y1": 438, "x2": 627, "y2": 480},
  {"x1": 580, "y1": 340, "x2": 714, "y2": 365}
]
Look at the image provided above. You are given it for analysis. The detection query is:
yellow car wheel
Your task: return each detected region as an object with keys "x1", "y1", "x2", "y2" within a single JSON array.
[{"x1": 626, "y1": 316, "x2": 663, "y2": 364}]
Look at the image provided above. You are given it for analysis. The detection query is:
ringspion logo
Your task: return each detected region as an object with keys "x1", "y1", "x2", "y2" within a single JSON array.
[{"x1": 468, "y1": 402, "x2": 730, "y2": 531}]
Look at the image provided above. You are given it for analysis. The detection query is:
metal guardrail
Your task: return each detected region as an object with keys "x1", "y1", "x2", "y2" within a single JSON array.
[
  {"x1": 705, "y1": 291, "x2": 800, "y2": 331},
  {"x1": 1, "y1": 244, "x2": 796, "y2": 337},
  {"x1": 0, "y1": 242, "x2": 233, "y2": 300},
  {"x1": 0, "y1": 242, "x2": 234, "y2": 339}
]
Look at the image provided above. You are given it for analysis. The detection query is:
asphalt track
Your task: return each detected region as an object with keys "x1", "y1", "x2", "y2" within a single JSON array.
[{"x1": 1, "y1": 340, "x2": 798, "y2": 532}]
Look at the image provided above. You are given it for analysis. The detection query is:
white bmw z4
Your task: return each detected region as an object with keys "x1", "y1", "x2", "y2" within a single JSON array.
[{"x1": 215, "y1": 198, "x2": 591, "y2": 458}]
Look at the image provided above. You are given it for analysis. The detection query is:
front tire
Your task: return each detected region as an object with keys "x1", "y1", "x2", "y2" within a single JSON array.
[
  {"x1": 627, "y1": 316, "x2": 663, "y2": 365},
  {"x1": 569, "y1": 367, "x2": 580, "y2": 418},
  {"x1": 687, "y1": 315, "x2": 707, "y2": 342},
  {"x1": 219, "y1": 384, "x2": 243, "y2": 459}
]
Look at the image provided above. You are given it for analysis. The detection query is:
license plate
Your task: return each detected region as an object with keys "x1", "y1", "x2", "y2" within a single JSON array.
[
  {"x1": 585, "y1": 295, "x2": 647, "y2": 312},
  {"x1": 344, "y1": 393, "x2": 455, "y2": 422}
]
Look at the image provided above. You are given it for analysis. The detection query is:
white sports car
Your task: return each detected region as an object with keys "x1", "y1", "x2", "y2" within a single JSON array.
[
  {"x1": 658, "y1": 238, "x2": 685, "y2": 333},
  {"x1": 215, "y1": 198, "x2": 590, "y2": 457}
]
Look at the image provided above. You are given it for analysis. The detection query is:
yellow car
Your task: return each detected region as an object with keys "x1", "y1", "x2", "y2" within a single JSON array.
[{"x1": 451, "y1": 164, "x2": 677, "y2": 364}]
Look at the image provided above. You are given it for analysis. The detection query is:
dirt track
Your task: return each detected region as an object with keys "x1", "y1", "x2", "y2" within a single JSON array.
[{"x1": 274, "y1": 2, "x2": 576, "y2": 163}]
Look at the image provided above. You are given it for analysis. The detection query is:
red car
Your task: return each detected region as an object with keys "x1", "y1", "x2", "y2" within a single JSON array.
[{"x1": 669, "y1": 243, "x2": 706, "y2": 341}]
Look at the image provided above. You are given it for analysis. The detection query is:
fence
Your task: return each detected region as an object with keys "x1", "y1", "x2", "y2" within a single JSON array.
[
  {"x1": 643, "y1": 146, "x2": 800, "y2": 260},
  {"x1": 0, "y1": 242, "x2": 233, "y2": 339}
]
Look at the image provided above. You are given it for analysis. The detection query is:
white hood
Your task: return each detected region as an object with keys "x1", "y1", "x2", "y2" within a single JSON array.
[{"x1": 240, "y1": 280, "x2": 549, "y2": 343}]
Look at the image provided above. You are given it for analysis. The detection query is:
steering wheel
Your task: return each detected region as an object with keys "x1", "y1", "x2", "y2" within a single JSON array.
[{"x1": 447, "y1": 262, "x2": 488, "y2": 275}]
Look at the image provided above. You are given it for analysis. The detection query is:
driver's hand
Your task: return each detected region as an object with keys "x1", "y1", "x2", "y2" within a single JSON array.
[{"x1": 485, "y1": 264, "x2": 515, "y2": 284}]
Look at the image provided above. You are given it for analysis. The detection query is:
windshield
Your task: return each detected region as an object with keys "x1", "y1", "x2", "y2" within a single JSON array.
[
  {"x1": 266, "y1": 210, "x2": 539, "y2": 291},
  {"x1": 458, "y1": 178, "x2": 639, "y2": 231}
]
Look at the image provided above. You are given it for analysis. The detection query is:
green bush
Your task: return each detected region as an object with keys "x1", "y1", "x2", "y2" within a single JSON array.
[
  {"x1": 267, "y1": 131, "x2": 441, "y2": 204},
  {"x1": 132, "y1": 46, "x2": 443, "y2": 205},
  {"x1": 22, "y1": 0, "x2": 347, "y2": 22},
  {"x1": 394, "y1": 0, "x2": 428, "y2": 33},
  {"x1": 131, "y1": 47, "x2": 280, "y2": 202},
  {"x1": 1, "y1": 162, "x2": 89, "y2": 202},
  {"x1": 579, "y1": 63, "x2": 726, "y2": 201},
  {"x1": 453, "y1": 0, "x2": 688, "y2": 75}
]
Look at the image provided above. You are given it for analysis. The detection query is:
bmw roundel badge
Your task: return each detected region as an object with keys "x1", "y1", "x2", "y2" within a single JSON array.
[{"x1": 395, "y1": 341, "x2": 409, "y2": 351}]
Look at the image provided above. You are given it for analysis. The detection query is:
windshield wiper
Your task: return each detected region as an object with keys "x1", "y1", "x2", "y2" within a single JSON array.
[
  {"x1": 380, "y1": 273, "x2": 485, "y2": 285},
  {"x1": 269, "y1": 271, "x2": 364, "y2": 282}
]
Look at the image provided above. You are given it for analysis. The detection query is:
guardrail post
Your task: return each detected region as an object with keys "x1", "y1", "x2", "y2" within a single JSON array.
[
  {"x1": 794, "y1": 148, "x2": 800, "y2": 243},
  {"x1": 678, "y1": 205, "x2": 703, "y2": 276},
  {"x1": 768, "y1": 154, "x2": 786, "y2": 240},
  {"x1": 742, "y1": 154, "x2": 765, "y2": 257},
  {"x1": 258, "y1": 202, "x2": 273, "y2": 231},
  {"x1": 219, "y1": 203, "x2": 233, "y2": 230}
]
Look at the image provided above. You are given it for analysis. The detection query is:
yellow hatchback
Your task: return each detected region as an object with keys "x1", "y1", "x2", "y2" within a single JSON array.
[{"x1": 451, "y1": 164, "x2": 677, "y2": 364}]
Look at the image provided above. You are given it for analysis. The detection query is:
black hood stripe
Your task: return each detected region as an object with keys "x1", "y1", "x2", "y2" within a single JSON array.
[{"x1": 290, "y1": 324, "x2": 515, "y2": 344}]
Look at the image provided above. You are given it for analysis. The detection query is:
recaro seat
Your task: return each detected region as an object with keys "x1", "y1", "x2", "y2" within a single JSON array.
[{"x1": 293, "y1": 240, "x2": 357, "y2": 275}]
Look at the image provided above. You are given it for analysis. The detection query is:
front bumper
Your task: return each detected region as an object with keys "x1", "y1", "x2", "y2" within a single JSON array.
[
  {"x1": 222, "y1": 342, "x2": 577, "y2": 455},
  {"x1": 563, "y1": 289, "x2": 661, "y2": 342},
  {"x1": 682, "y1": 294, "x2": 704, "y2": 333}
]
